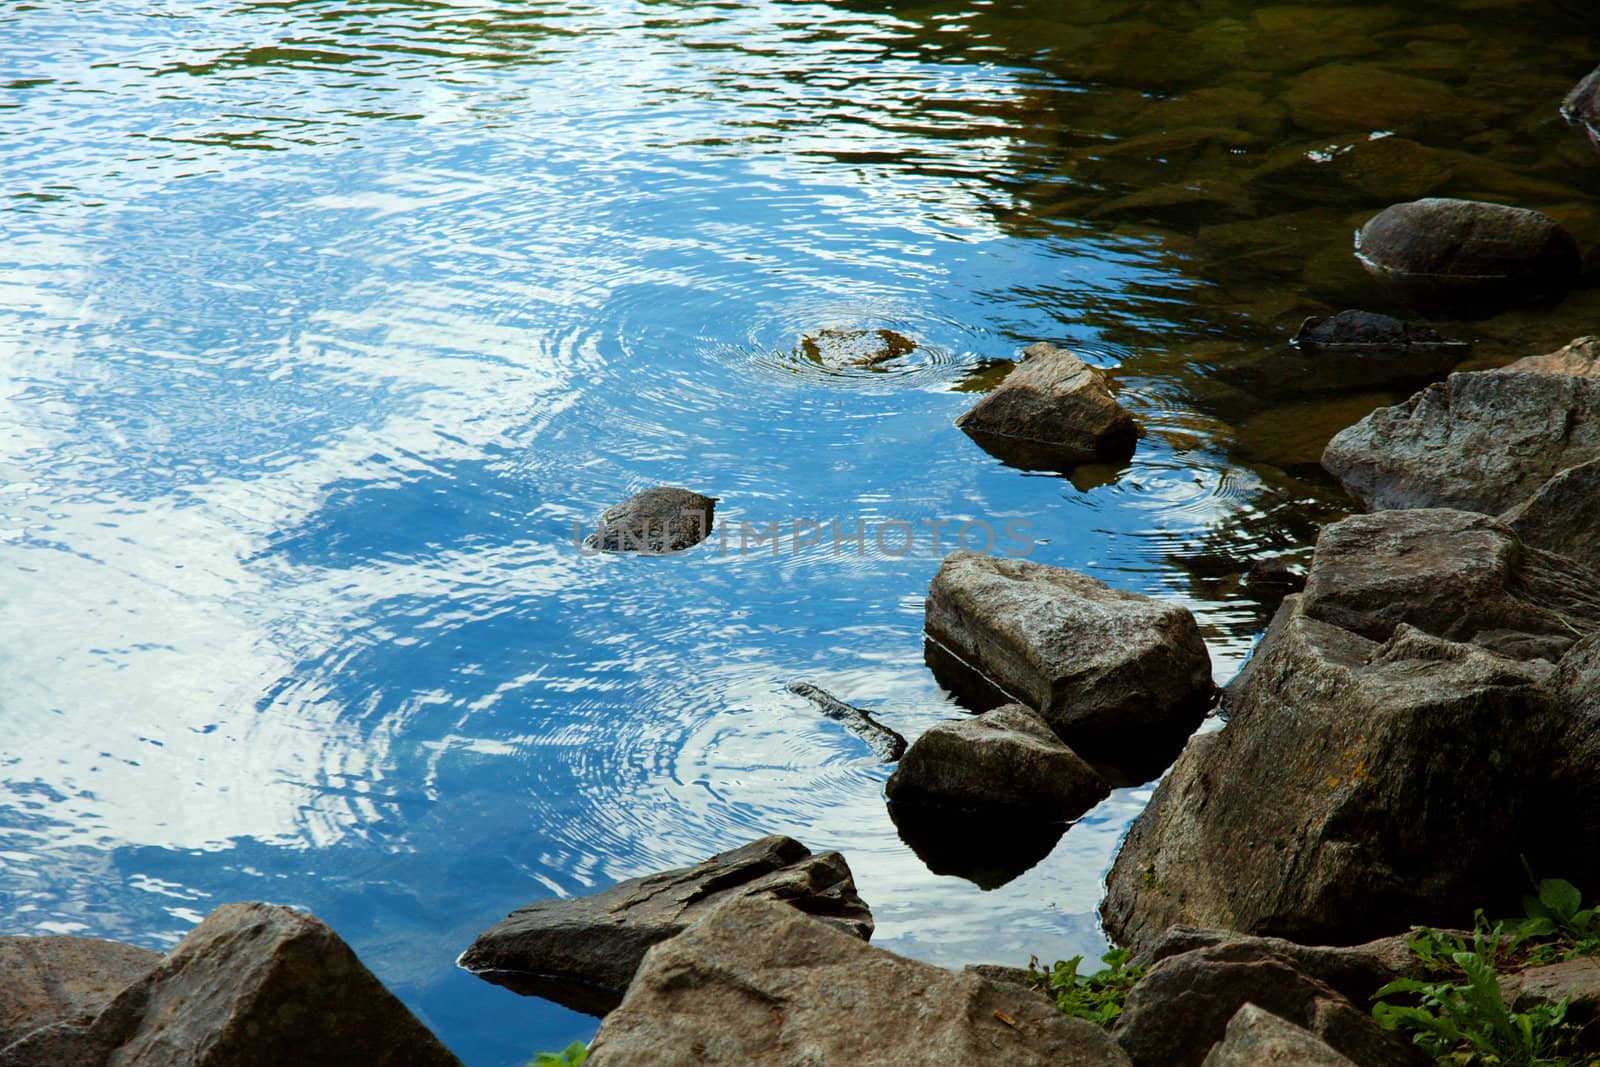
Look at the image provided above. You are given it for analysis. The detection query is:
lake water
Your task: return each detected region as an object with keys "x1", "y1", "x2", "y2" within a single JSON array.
[{"x1": 3, "y1": 1, "x2": 1598, "y2": 1062}]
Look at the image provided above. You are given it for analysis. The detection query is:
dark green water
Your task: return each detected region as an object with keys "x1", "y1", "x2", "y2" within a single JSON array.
[{"x1": 2, "y1": 1, "x2": 1596, "y2": 1062}]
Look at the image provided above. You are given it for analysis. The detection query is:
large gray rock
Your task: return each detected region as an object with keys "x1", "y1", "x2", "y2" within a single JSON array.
[
  {"x1": 1562, "y1": 64, "x2": 1600, "y2": 158},
  {"x1": 924, "y1": 552, "x2": 1214, "y2": 770},
  {"x1": 1353, "y1": 198, "x2": 1581, "y2": 312},
  {"x1": 885, "y1": 703, "x2": 1108, "y2": 819},
  {"x1": 0, "y1": 903, "x2": 463, "y2": 1067},
  {"x1": 0, "y1": 936, "x2": 160, "y2": 1049},
  {"x1": 586, "y1": 895, "x2": 1133, "y2": 1067},
  {"x1": 1114, "y1": 942, "x2": 1418, "y2": 1067},
  {"x1": 955, "y1": 343, "x2": 1138, "y2": 471},
  {"x1": 1323, "y1": 361, "x2": 1600, "y2": 516},
  {"x1": 1201, "y1": 1004, "x2": 1360, "y2": 1066},
  {"x1": 459, "y1": 836, "x2": 872, "y2": 1015},
  {"x1": 1103, "y1": 610, "x2": 1559, "y2": 955},
  {"x1": 585, "y1": 486, "x2": 716, "y2": 554}
]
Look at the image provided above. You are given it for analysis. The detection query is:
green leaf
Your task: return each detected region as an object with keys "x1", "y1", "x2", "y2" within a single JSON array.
[{"x1": 1540, "y1": 879, "x2": 1583, "y2": 924}]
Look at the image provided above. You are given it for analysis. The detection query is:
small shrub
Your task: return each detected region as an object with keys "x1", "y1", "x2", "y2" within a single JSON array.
[
  {"x1": 1027, "y1": 947, "x2": 1145, "y2": 1027},
  {"x1": 530, "y1": 1041, "x2": 588, "y2": 1066}
]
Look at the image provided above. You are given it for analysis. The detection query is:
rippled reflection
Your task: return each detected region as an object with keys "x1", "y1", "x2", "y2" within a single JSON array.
[{"x1": 4, "y1": 0, "x2": 1597, "y2": 1062}]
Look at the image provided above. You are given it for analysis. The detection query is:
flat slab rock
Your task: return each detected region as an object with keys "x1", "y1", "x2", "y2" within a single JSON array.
[
  {"x1": 955, "y1": 343, "x2": 1138, "y2": 470},
  {"x1": 925, "y1": 551, "x2": 1213, "y2": 766},
  {"x1": 586, "y1": 895, "x2": 1133, "y2": 1067},
  {"x1": 0, "y1": 936, "x2": 160, "y2": 1049},
  {"x1": 459, "y1": 835, "x2": 872, "y2": 1016},
  {"x1": 0, "y1": 903, "x2": 462, "y2": 1067}
]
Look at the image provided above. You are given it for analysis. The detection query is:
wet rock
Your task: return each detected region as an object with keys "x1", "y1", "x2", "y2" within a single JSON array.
[
  {"x1": 888, "y1": 802, "x2": 1067, "y2": 890},
  {"x1": 0, "y1": 903, "x2": 464, "y2": 1067},
  {"x1": 586, "y1": 896, "x2": 1133, "y2": 1067},
  {"x1": 459, "y1": 835, "x2": 871, "y2": 1016},
  {"x1": 1114, "y1": 942, "x2": 1418, "y2": 1067},
  {"x1": 1103, "y1": 606, "x2": 1561, "y2": 955},
  {"x1": 1200, "y1": 1004, "x2": 1360, "y2": 1067},
  {"x1": 796, "y1": 327, "x2": 916, "y2": 370},
  {"x1": 585, "y1": 486, "x2": 716, "y2": 555},
  {"x1": 1242, "y1": 310, "x2": 1467, "y2": 395},
  {"x1": 1323, "y1": 360, "x2": 1600, "y2": 515},
  {"x1": 1353, "y1": 198, "x2": 1581, "y2": 313},
  {"x1": 786, "y1": 682, "x2": 906, "y2": 762},
  {"x1": 1248, "y1": 136, "x2": 1455, "y2": 207},
  {"x1": 925, "y1": 552, "x2": 1213, "y2": 770},
  {"x1": 1503, "y1": 459, "x2": 1600, "y2": 575},
  {"x1": 1089, "y1": 179, "x2": 1257, "y2": 228},
  {"x1": 955, "y1": 343, "x2": 1138, "y2": 471},
  {"x1": 1501, "y1": 956, "x2": 1600, "y2": 1047},
  {"x1": 1562, "y1": 65, "x2": 1600, "y2": 158},
  {"x1": 0, "y1": 937, "x2": 160, "y2": 1049},
  {"x1": 1281, "y1": 64, "x2": 1480, "y2": 139},
  {"x1": 885, "y1": 703, "x2": 1108, "y2": 818}
]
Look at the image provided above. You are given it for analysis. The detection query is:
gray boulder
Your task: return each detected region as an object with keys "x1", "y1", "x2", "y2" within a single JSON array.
[
  {"x1": 1201, "y1": 1004, "x2": 1361, "y2": 1066},
  {"x1": 0, "y1": 936, "x2": 159, "y2": 1049},
  {"x1": 459, "y1": 835, "x2": 871, "y2": 1016},
  {"x1": 1115, "y1": 942, "x2": 1418, "y2": 1067},
  {"x1": 955, "y1": 343, "x2": 1138, "y2": 471},
  {"x1": 585, "y1": 486, "x2": 716, "y2": 554},
  {"x1": 586, "y1": 895, "x2": 1133, "y2": 1067},
  {"x1": 1323, "y1": 361, "x2": 1600, "y2": 516},
  {"x1": 1, "y1": 903, "x2": 463, "y2": 1067},
  {"x1": 1353, "y1": 198, "x2": 1580, "y2": 312},
  {"x1": 1562, "y1": 65, "x2": 1600, "y2": 158},
  {"x1": 885, "y1": 703, "x2": 1108, "y2": 819},
  {"x1": 925, "y1": 552, "x2": 1214, "y2": 772}
]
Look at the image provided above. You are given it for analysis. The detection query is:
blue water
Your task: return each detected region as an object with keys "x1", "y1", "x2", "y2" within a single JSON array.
[{"x1": 8, "y1": 0, "x2": 1592, "y2": 1062}]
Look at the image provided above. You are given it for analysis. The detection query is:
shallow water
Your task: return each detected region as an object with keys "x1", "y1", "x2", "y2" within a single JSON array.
[{"x1": 2, "y1": 0, "x2": 1597, "y2": 1061}]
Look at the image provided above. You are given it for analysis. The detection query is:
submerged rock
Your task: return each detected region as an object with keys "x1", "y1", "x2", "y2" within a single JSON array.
[
  {"x1": 786, "y1": 682, "x2": 906, "y2": 762},
  {"x1": 1114, "y1": 941, "x2": 1418, "y2": 1067},
  {"x1": 886, "y1": 703, "x2": 1108, "y2": 819},
  {"x1": 1353, "y1": 198, "x2": 1580, "y2": 313},
  {"x1": 1200, "y1": 1004, "x2": 1361, "y2": 1067},
  {"x1": 1562, "y1": 65, "x2": 1600, "y2": 158},
  {"x1": 924, "y1": 552, "x2": 1213, "y2": 770},
  {"x1": 955, "y1": 343, "x2": 1138, "y2": 472},
  {"x1": 0, "y1": 937, "x2": 160, "y2": 1051},
  {"x1": 586, "y1": 896, "x2": 1133, "y2": 1067},
  {"x1": 0, "y1": 903, "x2": 464, "y2": 1067},
  {"x1": 459, "y1": 836, "x2": 871, "y2": 1016},
  {"x1": 1323, "y1": 355, "x2": 1600, "y2": 516},
  {"x1": 796, "y1": 327, "x2": 916, "y2": 370},
  {"x1": 1241, "y1": 310, "x2": 1467, "y2": 395},
  {"x1": 585, "y1": 486, "x2": 716, "y2": 555}
]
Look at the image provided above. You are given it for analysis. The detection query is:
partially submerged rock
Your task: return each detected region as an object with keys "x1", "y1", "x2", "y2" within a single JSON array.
[
  {"x1": 1200, "y1": 1004, "x2": 1361, "y2": 1067},
  {"x1": 585, "y1": 486, "x2": 716, "y2": 555},
  {"x1": 1114, "y1": 941, "x2": 1418, "y2": 1067},
  {"x1": 786, "y1": 682, "x2": 906, "y2": 762},
  {"x1": 586, "y1": 895, "x2": 1133, "y2": 1067},
  {"x1": 797, "y1": 327, "x2": 916, "y2": 370},
  {"x1": 459, "y1": 836, "x2": 871, "y2": 1016},
  {"x1": 1323, "y1": 359, "x2": 1600, "y2": 515},
  {"x1": 955, "y1": 343, "x2": 1139, "y2": 472},
  {"x1": 1562, "y1": 64, "x2": 1600, "y2": 158},
  {"x1": 1239, "y1": 311, "x2": 1467, "y2": 396},
  {"x1": 925, "y1": 552, "x2": 1213, "y2": 772},
  {"x1": 0, "y1": 903, "x2": 463, "y2": 1067},
  {"x1": 0, "y1": 937, "x2": 160, "y2": 1050},
  {"x1": 1353, "y1": 198, "x2": 1581, "y2": 313},
  {"x1": 885, "y1": 704, "x2": 1108, "y2": 820}
]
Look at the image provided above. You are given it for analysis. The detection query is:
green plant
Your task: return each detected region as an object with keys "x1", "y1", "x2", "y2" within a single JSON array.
[
  {"x1": 1511, "y1": 879, "x2": 1600, "y2": 964},
  {"x1": 530, "y1": 1041, "x2": 588, "y2": 1067},
  {"x1": 1028, "y1": 947, "x2": 1145, "y2": 1027}
]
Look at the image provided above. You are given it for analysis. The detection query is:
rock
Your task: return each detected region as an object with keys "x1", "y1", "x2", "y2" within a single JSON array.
[
  {"x1": 786, "y1": 683, "x2": 906, "y2": 762},
  {"x1": 586, "y1": 896, "x2": 1133, "y2": 1067},
  {"x1": 1292, "y1": 508, "x2": 1600, "y2": 665},
  {"x1": 924, "y1": 552, "x2": 1214, "y2": 772},
  {"x1": 887, "y1": 800, "x2": 1068, "y2": 891},
  {"x1": 1323, "y1": 363, "x2": 1600, "y2": 516},
  {"x1": 797, "y1": 328, "x2": 916, "y2": 370},
  {"x1": 1139, "y1": 928, "x2": 1427, "y2": 1009},
  {"x1": 955, "y1": 343, "x2": 1138, "y2": 471},
  {"x1": 1353, "y1": 198, "x2": 1581, "y2": 313},
  {"x1": 0, "y1": 937, "x2": 160, "y2": 1049},
  {"x1": 1200, "y1": 1004, "x2": 1361, "y2": 1066},
  {"x1": 1505, "y1": 334, "x2": 1600, "y2": 376},
  {"x1": 459, "y1": 835, "x2": 872, "y2": 1016},
  {"x1": 1543, "y1": 635, "x2": 1600, "y2": 896},
  {"x1": 1103, "y1": 609, "x2": 1560, "y2": 955},
  {"x1": 585, "y1": 486, "x2": 716, "y2": 555},
  {"x1": 0, "y1": 903, "x2": 463, "y2": 1067},
  {"x1": 1281, "y1": 64, "x2": 1480, "y2": 139},
  {"x1": 1240, "y1": 311, "x2": 1467, "y2": 396},
  {"x1": 1114, "y1": 942, "x2": 1419, "y2": 1067},
  {"x1": 1562, "y1": 65, "x2": 1600, "y2": 158},
  {"x1": 885, "y1": 704, "x2": 1109, "y2": 819},
  {"x1": 1502, "y1": 459, "x2": 1600, "y2": 575},
  {"x1": 1501, "y1": 956, "x2": 1600, "y2": 1047},
  {"x1": 1243, "y1": 556, "x2": 1306, "y2": 600}
]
